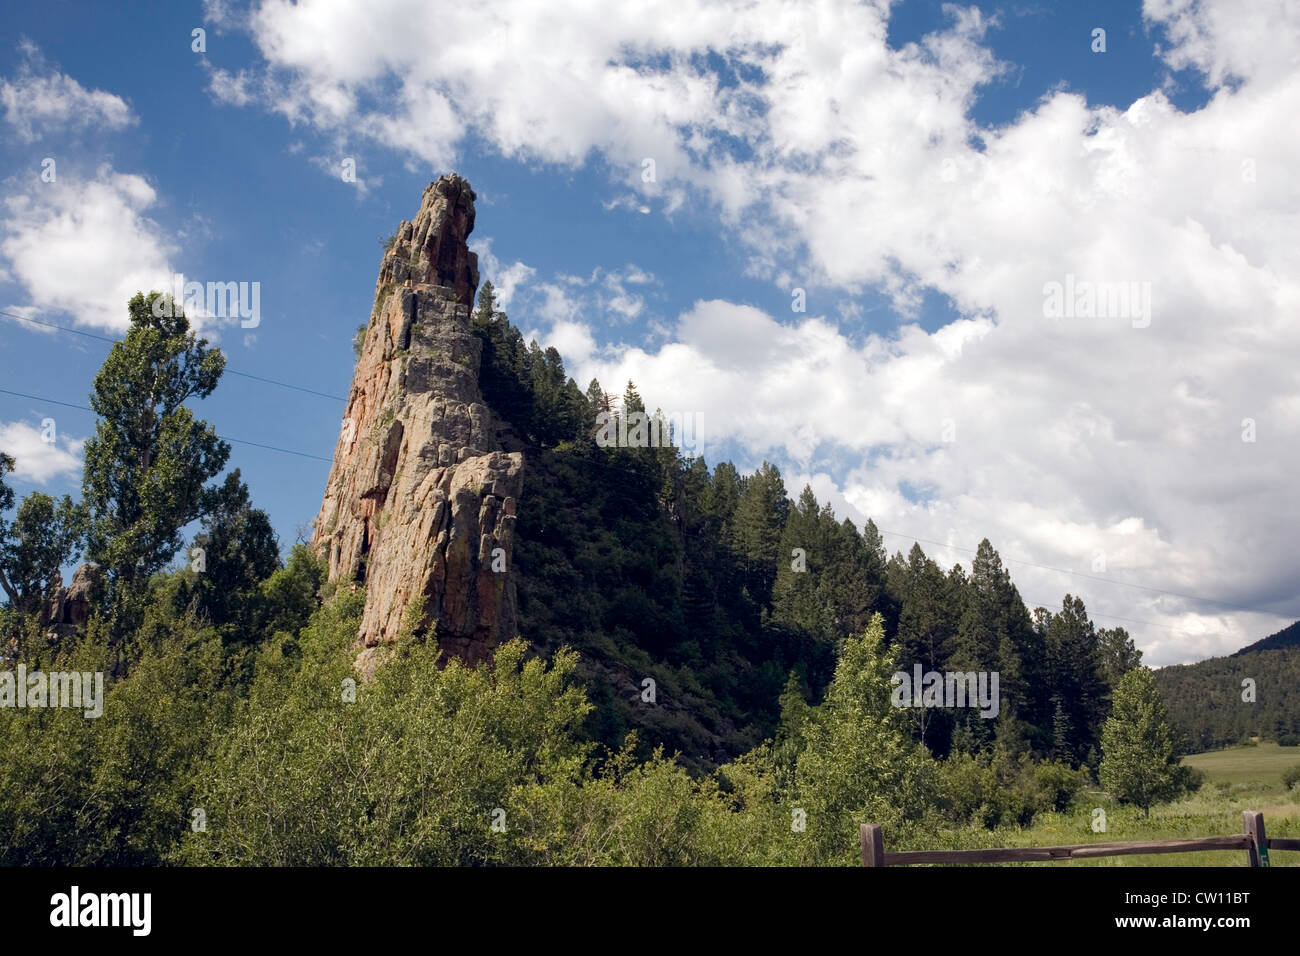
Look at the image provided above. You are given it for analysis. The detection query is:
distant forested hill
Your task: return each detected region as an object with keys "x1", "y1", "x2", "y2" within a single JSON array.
[
  {"x1": 1154, "y1": 639, "x2": 1300, "y2": 752},
  {"x1": 1232, "y1": 620, "x2": 1300, "y2": 656}
]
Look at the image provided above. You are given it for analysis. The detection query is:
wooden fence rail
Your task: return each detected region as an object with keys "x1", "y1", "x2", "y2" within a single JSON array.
[{"x1": 862, "y1": 810, "x2": 1296, "y2": 867}]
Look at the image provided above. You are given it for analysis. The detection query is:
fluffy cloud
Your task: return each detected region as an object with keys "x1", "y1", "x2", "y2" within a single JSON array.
[
  {"x1": 213, "y1": 0, "x2": 1300, "y2": 662},
  {"x1": 557, "y1": 290, "x2": 1293, "y2": 664},
  {"x1": 1, "y1": 167, "x2": 178, "y2": 332},
  {"x1": 469, "y1": 238, "x2": 536, "y2": 310},
  {"x1": 0, "y1": 40, "x2": 135, "y2": 142},
  {"x1": 0, "y1": 419, "x2": 83, "y2": 484}
]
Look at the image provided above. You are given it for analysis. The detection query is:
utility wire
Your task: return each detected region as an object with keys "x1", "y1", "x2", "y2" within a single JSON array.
[
  {"x1": 0, "y1": 386, "x2": 334, "y2": 463},
  {"x1": 0, "y1": 308, "x2": 347, "y2": 402}
]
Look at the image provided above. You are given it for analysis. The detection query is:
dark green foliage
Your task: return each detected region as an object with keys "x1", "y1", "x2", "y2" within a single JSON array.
[
  {"x1": 466, "y1": 292, "x2": 1155, "y2": 771},
  {"x1": 936, "y1": 748, "x2": 1088, "y2": 828},
  {"x1": 1041, "y1": 595, "x2": 1109, "y2": 766},
  {"x1": 1153, "y1": 644, "x2": 1300, "y2": 750},
  {"x1": 258, "y1": 544, "x2": 326, "y2": 637},
  {"x1": 1232, "y1": 619, "x2": 1300, "y2": 656},
  {"x1": 179, "y1": 469, "x2": 281, "y2": 638},
  {"x1": 511, "y1": 439, "x2": 831, "y2": 769},
  {"x1": 0, "y1": 453, "x2": 12, "y2": 520},
  {"x1": 0, "y1": 610, "x2": 233, "y2": 864},
  {"x1": 1098, "y1": 625, "x2": 1142, "y2": 689}
]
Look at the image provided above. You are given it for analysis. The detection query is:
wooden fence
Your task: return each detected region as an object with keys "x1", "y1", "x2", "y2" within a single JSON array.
[{"x1": 861, "y1": 811, "x2": 1300, "y2": 867}]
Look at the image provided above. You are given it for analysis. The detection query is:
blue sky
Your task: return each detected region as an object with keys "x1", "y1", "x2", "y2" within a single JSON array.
[{"x1": 1, "y1": 0, "x2": 1297, "y2": 664}]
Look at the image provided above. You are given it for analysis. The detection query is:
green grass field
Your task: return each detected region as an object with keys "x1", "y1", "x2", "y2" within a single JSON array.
[
  {"x1": 1183, "y1": 742, "x2": 1300, "y2": 787},
  {"x1": 897, "y1": 743, "x2": 1300, "y2": 866}
]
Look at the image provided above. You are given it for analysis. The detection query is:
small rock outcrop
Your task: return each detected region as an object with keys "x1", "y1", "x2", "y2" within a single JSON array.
[
  {"x1": 39, "y1": 562, "x2": 102, "y2": 633},
  {"x1": 312, "y1": 175, "x2": 523, "y2": 662}
]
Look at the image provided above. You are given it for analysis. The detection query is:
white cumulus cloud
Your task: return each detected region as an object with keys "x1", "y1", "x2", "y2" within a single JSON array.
[
  {"x1": 0, "y1": 40, "x2": 135, "y2": 142},
  {"x1": 0, "y1": 167, "x2": 179, "y2": 332},
  {"x1": 0, "y1": 419, "x2": 83, "y2": 484}
]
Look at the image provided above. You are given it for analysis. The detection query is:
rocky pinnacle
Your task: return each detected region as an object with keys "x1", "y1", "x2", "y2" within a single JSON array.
[{"x1": 312, "y1": 174, "x2": 524, "y2": 666}]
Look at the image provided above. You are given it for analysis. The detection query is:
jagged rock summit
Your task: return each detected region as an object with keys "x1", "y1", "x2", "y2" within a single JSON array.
[{"x1": 312, "y1": 174, "x2": 524, "y2": 664}]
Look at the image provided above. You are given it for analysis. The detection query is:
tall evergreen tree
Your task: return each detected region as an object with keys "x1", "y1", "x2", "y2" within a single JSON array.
[
  {"x1": 473, "y1": 279, "x2": 498, "y2": 328},
  {"x1": 186, "y1": 470, "x2": 281, "y2": 635},
  {"x1": 704, "y1": 461, "x2": 741, "y2": 540},
  {"x1": 0, "y1": 453, "x2": 12, "y2": 540},
  {"x1": 891, "y1": 544, "x2": 958, "y2": 751},
  {"x1": 772, "y1": 486, "x2": 829, "y2": 637},
  {"x1": 730, "y1": 462, "x2": 788, "y2": 608},
  {"x1": 1044, "y1": 595, "x2": 1108, "y2": 767},
  {"x1": 1098, "y1": 626, "x2": 1143, "y2": 692}
]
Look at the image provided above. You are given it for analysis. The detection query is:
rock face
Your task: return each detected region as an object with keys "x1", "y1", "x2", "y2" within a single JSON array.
[
  {"x1": 312, "y1": 174, "x2": 523, "y2": 663},
  {"x1": 39, "y1": 562, "x2": 101, "y2": 632}
]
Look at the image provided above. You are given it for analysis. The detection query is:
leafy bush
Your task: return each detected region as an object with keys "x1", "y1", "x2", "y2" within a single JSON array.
[
  {"x1": 179, "y1": 587, "x2": 595, "y2": 865},
  {"x1": 937, "y1": 750, "x2": 1088, "y2": 829},
  {"x1": 1283, "y1": 764, "x2": 1300, "y2": 791}
]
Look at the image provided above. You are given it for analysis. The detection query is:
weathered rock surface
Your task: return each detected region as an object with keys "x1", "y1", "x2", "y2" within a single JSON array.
[
  {"x1": 40, "y1": 562, "x2": 101, "y2": 631},
  {"x1": 312, "y1": 174, "x2": 523, "y2": 662}
]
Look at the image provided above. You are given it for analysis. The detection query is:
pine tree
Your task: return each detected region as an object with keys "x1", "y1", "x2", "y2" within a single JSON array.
[
  {"x1": 891, "y1": 544, "x2": 957, "y2": 752},
  {"x1": 473, "y1": 279, "x2": 498, "y2": 329},
  {"x1": 622, "y1": 380, "x2": 646, "y2": 415},
  {"x1": 1045, "y1": 595, "x2": 1107, "y2": 765},
  {"x1": 772, "y1": 486, "x2": 825, "y2": 636},
  {"x1": 186, "y1": 469, "x2": 281, "y2": 634},
  {"x1": 814, "y1": 517, "x2": 884, "y2": 643},
  {"x1": 1098, "y1": 626, "x2": 1143, "y2": 692},
  {"x1": 705, "y1": 461, "x2": 741, "y2": 540},
  {"x1": 730, "y1": 462, "x2": 788, "y2": 607},
  {"x1": 1051, "y1": 698, "x2": 1073, "y2": 764}
]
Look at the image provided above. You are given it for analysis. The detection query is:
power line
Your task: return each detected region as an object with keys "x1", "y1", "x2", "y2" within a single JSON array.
[
  {"x1": 1018, "y1": 596, "x2": 1185, "y2": 634},
  {"x1": 0, "y1": 386, "x2": 333, "y2": 463},
  {"x1": 224, "y1": 369, "x2": 347, "y2": 402},
  {"x1": 0, "y1": 310, "x2": 115, "y2": 343},
  {"x1": 221, "y1": 437, "x2": 333, "y2": 463},
  {"x1": 0, "y1": 308, "x2": 347, "y2": 402},
  {"x1": 0, "y1": 388, "x2": 93, "y2": 412}
]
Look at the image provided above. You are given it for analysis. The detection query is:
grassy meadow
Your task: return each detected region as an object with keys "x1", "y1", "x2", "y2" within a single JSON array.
[{"x1": 893, "y1": 742, "x2": 1300, "y2": 866}]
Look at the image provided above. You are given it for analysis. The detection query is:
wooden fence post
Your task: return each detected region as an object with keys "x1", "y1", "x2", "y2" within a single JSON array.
[
  {"x1": 861, "y1": 824, "x2": 885, "y2": 867},
  {"x1": 1243, "y1": 811, "x2": 1269, "y2": 868}
]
